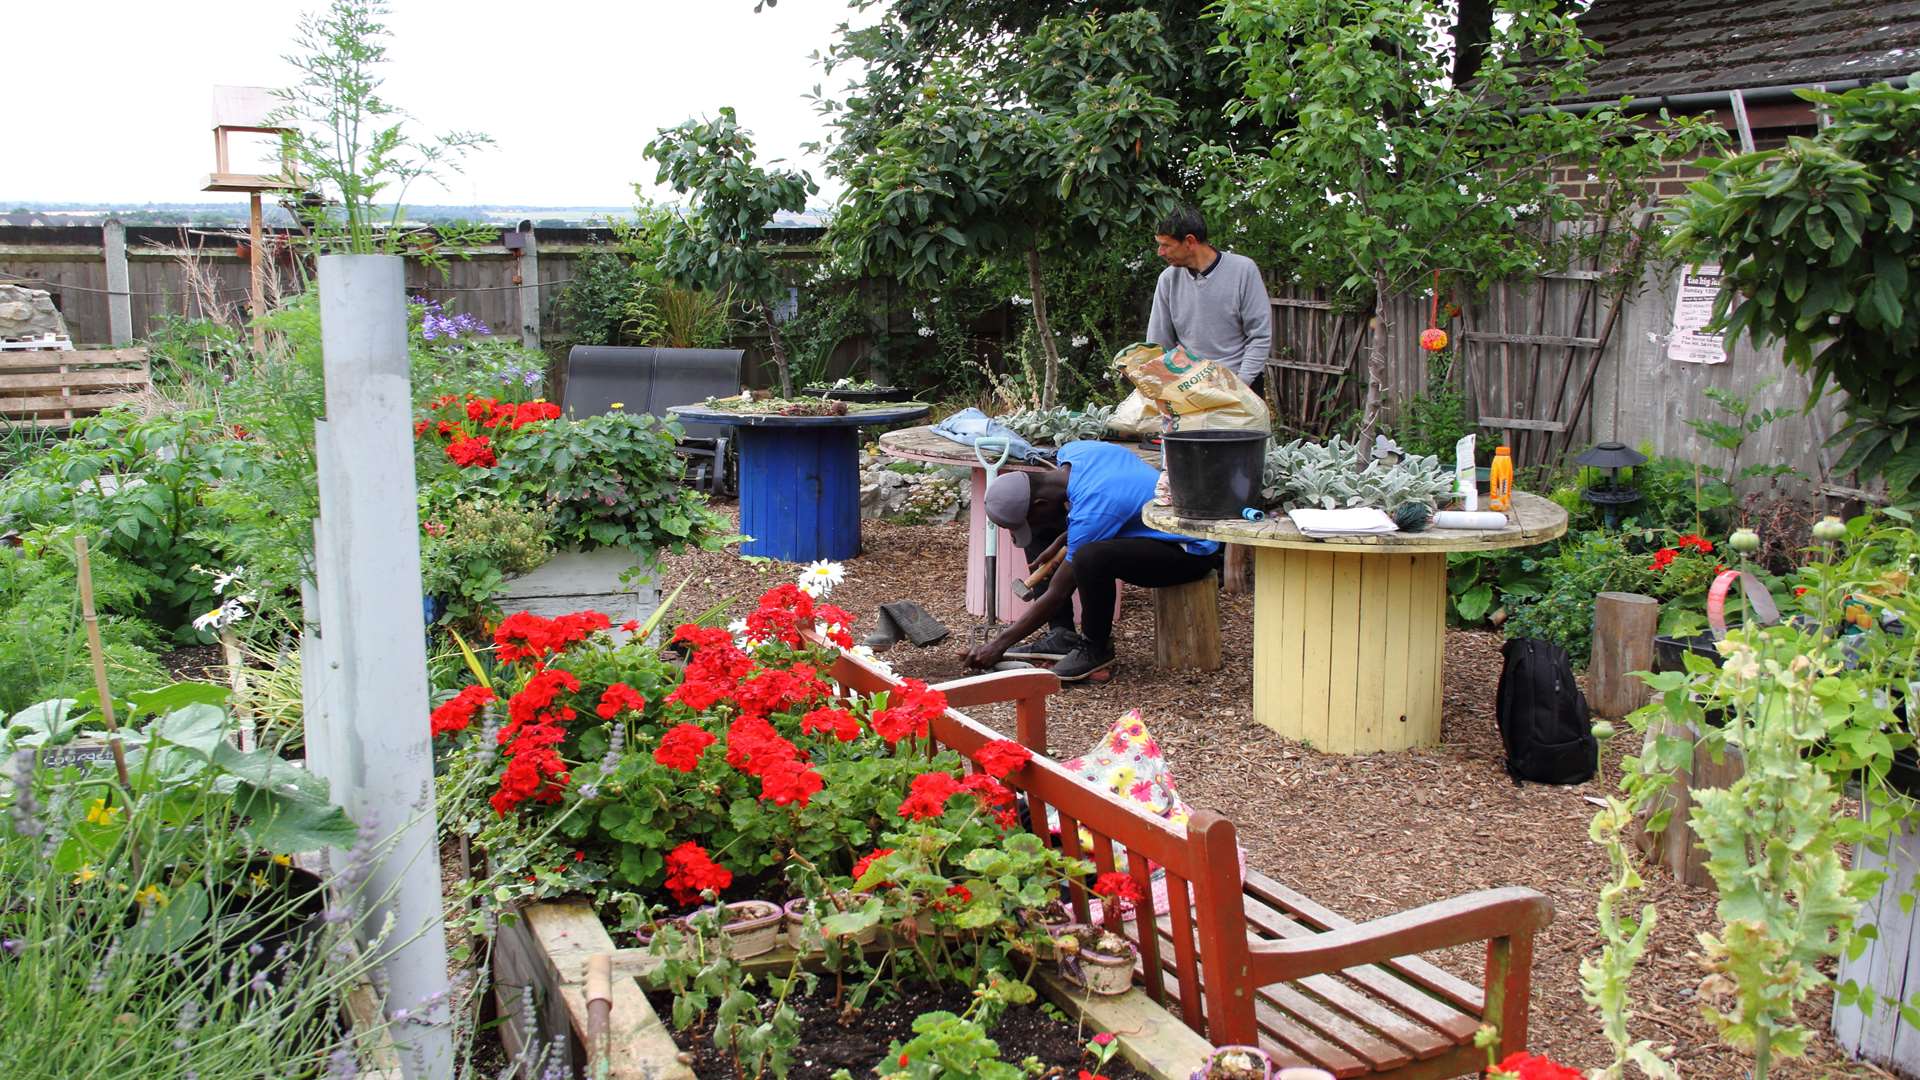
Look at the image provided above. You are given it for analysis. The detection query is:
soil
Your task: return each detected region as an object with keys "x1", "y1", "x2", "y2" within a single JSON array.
[
  {"x1": 652, "y1": 505, "x2": 1895, "y2": 1078},
  {"x1": 646, "y1": 978, "x2": 1149, "y2": 1080},
  {"x1": 160, "y1": 642, "x2": 225, "y2": 682}
]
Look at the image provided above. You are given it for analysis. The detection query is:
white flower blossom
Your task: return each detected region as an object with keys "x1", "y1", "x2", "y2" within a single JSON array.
[
  {"x1": 1070, "y1": 335, "x2": 1089, "y2": 349},
  {"x1": 796, "y1": 560, "x2": 846, "y2": 598},
  {"x1": 1010, "y1": 295, "x2": 1033, "y2": 307},
  {"x1": 917, "y1": 326, "x2": 936, "y2": 338},
  {"x1": 849, "y1": 643, "x2": 894, "y2": 675},
  {"x1": 192, "y1": 593, "x2": 256, "y2": 633}
]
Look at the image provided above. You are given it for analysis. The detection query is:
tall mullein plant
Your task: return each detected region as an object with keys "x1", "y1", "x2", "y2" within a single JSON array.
[{"x1": 273, "y1": 0, "x2": 493, "y2": 263}]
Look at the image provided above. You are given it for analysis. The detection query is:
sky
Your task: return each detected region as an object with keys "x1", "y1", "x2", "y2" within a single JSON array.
[{"x1": 3, "y1": 0, "x2": 875, "y2": 209}]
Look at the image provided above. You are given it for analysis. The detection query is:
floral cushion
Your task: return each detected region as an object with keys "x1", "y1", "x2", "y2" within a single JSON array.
[{"x1": 1058, "y1": 708, "x2": 1191, "y2": 826}]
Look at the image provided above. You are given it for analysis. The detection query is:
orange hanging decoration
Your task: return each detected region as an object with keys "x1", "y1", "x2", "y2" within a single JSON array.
[{"x1": 1419, "y1": 270, "x2": 1448, "y2": 352}]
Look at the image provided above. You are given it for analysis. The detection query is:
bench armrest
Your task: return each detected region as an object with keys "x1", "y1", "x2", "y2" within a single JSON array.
[
  {"x1": 1244, "y1": 886, "x2": 1553, "y2": 987},
  {"x1": 929, "y1": 669, "x2": 1060, "y2": 709}
]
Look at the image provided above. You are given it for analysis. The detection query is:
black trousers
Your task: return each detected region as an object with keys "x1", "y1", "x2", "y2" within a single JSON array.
[
  {"x1": 1071, "y1": 538, "x2": 1221, "y2": 649},
  {"x1": 1022, "y1": 526, "x2": 1075, "y2": 634}
]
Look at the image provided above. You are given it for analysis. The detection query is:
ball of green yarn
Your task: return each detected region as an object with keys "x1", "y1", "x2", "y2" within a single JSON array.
[{"x1": 1392, "y1": 502, "x2": 1434, "y2": 532}]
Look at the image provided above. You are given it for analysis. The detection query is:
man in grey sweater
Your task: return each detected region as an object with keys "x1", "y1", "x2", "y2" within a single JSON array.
[{"x1": 1145, "y1": 206, "x2": 1273, "y2": 390}]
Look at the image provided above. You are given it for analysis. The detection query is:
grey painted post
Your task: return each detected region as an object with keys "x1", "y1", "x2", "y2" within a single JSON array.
[
  {"x1": 103, "y1": 219, "x2": 132, "y2": 345},
  {"x1": 312, "y1": 254, "x2": 454, "y2": 1078},
  {"x1": 516, "y1": 220, "x2": 540, "y2": 350}
]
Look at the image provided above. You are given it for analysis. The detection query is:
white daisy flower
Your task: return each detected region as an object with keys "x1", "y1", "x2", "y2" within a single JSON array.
[
  {"x1": 849, "y1": 643, "x2": 894, "y2": 675},
  {"x1": 796, "y1": 560, "x2": 846, "y2": 597},
  {"x1": 1070, "y1": 335, "x2": 1089, "y2": 348}
]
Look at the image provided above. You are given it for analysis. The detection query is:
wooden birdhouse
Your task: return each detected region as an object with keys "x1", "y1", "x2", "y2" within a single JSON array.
[{"x1": 202, "y1": 85, "x2": 301, "y2": 193}]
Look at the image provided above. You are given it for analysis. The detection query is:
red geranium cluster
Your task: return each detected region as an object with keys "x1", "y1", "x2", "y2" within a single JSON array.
[
  {"x1": 1093, "y1": 871, "x2": 1144, "y2": 905},
  {"x1": 1492, "y1": 1052, "x2": 1584, "y2": 1080},
  {"x1": 445, "y1": 434, "x2": 496, "y2": 469},
  {"x1": 871, "y1": 678, "x2": 948, "y2": 745},
  {"x1": 666, "y1": 623, "x2": 754, "y2": 712},
  {"x1": 414, "y1": 394, "x2": 561, "y2": 470},
  {"x1": 972, "y1": 739, "x2": 1032, "y2": 779},
  {"x1": 491, "y1": 664, "x2": 583, "y2": 815},
  {"x1": 724, "y1": 713, "x2": 826, "y2": 809},
  {"x1": 430, "y1": 685, "x2": 496, "y2": 737},
  {"x1": 895, "y1": 769, "x2": 1017, "y2": 826},
  {"x1": 654, "y1": 722, "x2": 717, "y2": 772},
  {"x1": 850, "y1": 848, "x2": 895, "y2": 888},
  {"x1": 495, "y1": 610, "x2": 612, "y2": 665},
  {"x1": 663, "y1": 840, "x2": 733, "y2": 905},
  {"x1": 745, "y1": 583, "x2": 815, "y2": 647},
  {"x1": 800, "y1": 706, "x2": 861, "y2": 742},
  {"x1": 597, "y1": 682, "x2": 646, "y2": 719},
  {"x1": 1650, "y1": 533, "x2": 1714, "y2": 572}
]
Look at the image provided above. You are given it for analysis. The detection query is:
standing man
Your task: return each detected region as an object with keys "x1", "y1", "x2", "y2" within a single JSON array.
[
  {"x1": 1147, "y1": 206, "x2": 1274, "y2": 393},
  {"x1": 965, "y1": 441, "x2": 1220, "y2": 682}
]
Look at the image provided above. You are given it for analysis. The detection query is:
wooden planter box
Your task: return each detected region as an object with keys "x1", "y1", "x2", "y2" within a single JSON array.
[
  {"x1": 1833, "y1": 782, "x2": 1920, "y2": 1074},
  {"x1": 499, "y1": 548, "x2": 662, "y2": 640},
  {"x1": 493, "y1": 897, "x2": 1213, "y2": 1080}
]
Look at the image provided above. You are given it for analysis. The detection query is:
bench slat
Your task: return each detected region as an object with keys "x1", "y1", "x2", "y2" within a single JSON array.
[
  {"x1": 1128, "y1": 853, "x2": 1167, "y2": 1005},
  {"x1": 1240, "y1": 898, "x2": 1480, "y2": 1044},
  {"x1": 1244, "y1": 870, "x2": 1486, "y2": 1015},
  {"x1": 1162, "y1": 871, "x2": 1205, "y2": 1031},
  {"x1": 0, "y1": 391, "x2": 145, "y2": 415},
  {"x1": 1258, "y1": 979, "x2": 1412, "y2": 1072},
  {"x1": 0, "y1": 368, "x2": 150, "y2": 391},
  {"x1": 1152, "y1": 974, "x2": 1313, "y2": 1072}
]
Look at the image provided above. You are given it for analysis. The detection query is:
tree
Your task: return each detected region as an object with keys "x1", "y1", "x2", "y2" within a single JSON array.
[
  {"x1": 823, "y1": 10, "x2": 1183, "y2": 406},
  {"x1": 1667, "y1": 76, "x2": 1920, "y2": 508},
  {"x1": 1207, "y1": 0, "x2": 1717, "y2": 450},
  {"x1": 643, "y1": 109, "x2": 818, "y2": 397}
]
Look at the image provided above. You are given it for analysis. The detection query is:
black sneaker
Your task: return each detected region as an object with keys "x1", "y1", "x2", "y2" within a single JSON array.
[
  {"x1": 1051, "y1": 643, "x2": 1115, "y2": 683},
  {"x1": 1005, "y1": 627, "x2": 1083, "y2": 661}
]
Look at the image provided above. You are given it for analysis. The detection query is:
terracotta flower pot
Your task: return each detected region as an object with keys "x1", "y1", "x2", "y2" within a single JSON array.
[
  {"x1": 783, "y1": 896, "x2": 877, "y2": 953},
  {"x1": 1056, "y1": 924, "x2": 1138, "y2": 996},
  {"x1": 1190, "y1": 1045, "x2": 1276, "y2": 1080}
]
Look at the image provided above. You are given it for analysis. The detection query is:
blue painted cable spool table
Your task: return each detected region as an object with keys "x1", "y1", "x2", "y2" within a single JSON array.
[
  {"x1": 669, "y1": 402, "x2": 930, "y2": 563},
  {"x1": 1143, "y1": 492, "x2": 1565, "y2": 753}
]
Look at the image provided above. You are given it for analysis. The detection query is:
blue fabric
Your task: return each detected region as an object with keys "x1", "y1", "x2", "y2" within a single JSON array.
[
  {"x1": 1058, "y1": 441, "x2": 1219, "y2": 561},
  {"x1": 929, "y1": 408, "x2": 1050, "y2": 464}
]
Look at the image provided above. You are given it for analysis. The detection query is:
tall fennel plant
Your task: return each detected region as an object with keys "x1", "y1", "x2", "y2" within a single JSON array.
[{"x1": 273, "y1": 0, "x2": 493, "y2": 263}]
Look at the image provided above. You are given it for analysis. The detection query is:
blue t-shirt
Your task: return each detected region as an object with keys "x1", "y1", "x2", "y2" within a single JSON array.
[{"x1": 1058, "y1": 441, "x2": 1219, "y2": 561}]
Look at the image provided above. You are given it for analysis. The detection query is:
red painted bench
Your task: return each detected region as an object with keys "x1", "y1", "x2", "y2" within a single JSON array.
[{"x1": 824, "y1": 651, "x2": 1554, "y2": 1079}]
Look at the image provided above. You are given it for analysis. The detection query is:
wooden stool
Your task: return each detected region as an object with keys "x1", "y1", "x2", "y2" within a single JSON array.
[{"x1": 1153, "y1": 572, "x2": 1222, "y2": 671}]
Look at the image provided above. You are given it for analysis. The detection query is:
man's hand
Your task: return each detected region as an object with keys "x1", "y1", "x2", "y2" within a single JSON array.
[{"x1": 965, "y1": 640, "x2": 1007, "y2": 669}]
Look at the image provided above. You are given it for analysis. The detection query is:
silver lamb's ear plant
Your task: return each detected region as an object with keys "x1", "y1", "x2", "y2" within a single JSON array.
[
  {"x1": 999, "y1": 406, "x2": 1116, "y2": 447},
  {"x1": 1262, "y1": 437, "x2": 1455, "y2": 512}
]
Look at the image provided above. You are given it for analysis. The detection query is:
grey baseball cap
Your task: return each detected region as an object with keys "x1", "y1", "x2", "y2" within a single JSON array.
[{"x1": 983, "y1": 472, "x2": 1035, "y2": 547}]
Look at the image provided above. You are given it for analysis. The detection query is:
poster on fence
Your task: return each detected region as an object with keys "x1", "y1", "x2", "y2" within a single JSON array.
[{"x1": 1668, "y1": 265, "x2": 1727, "y2": 364}]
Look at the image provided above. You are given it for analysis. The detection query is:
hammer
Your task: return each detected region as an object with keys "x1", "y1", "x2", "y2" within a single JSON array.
[{"x1": 1011, "y1": 545, "x2": 1067, "y2": 601}]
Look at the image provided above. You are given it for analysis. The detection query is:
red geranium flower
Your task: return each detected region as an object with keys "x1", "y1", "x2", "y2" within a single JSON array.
[
  {"x1": 800, "y1": 707, "x2": 862, "y2": 742},
  {"x1": 1649, "y1": 547, "x2": 1677, "y2": 571},
  {"x1": 596, "y1": 682, "x2": 646, "y2": 720},
  {"x1": 850, "y1": 848, "x2": 894, "y2": 888},
  {"x1": 871, "y1": 679, "x2": 948, "y2": 745},
  {"x1": 445, "y1": 435, "x2": 497, "y2": 469},
  {"x1": 897, "y1": 771, "x2": 963, "y2": 820},
  {"x1": 1494, "y1": 1051, "x2": 1585, "y2": 1080},
  {"x1": 430, "y1": 685, "x2": 496, "y2": 737},
  {"x1": 1093, "y1": 872, "x2": 1144, "y2": 905},
  {"x1": 663, "y1": 841, "x2": 733, "y2": 905},
  {"x1": 972, "y1": 739, "x2": 1032, "y2": 779},
  {"x1": 758, "y1": 758, "x2": 825, "y2": 808},
  {"x1": 654, "y1": 723, "x2": 717, "y2": 772}
]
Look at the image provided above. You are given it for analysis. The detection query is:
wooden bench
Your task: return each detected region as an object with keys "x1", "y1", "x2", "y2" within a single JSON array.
[
  {"x1": 0, "y1": 347, "x2": 151, "y2": 430},
  {"x1": 823, "y1": 649, "x2": 1552, "y2": 1079},
  {"x1": 1153, "y1": 572, "x2": 1222, "y2": 671}
]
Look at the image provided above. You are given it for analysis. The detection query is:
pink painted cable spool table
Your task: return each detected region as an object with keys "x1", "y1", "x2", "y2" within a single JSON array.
[
  {"x1": 876, "y1": 425, "x2": 1160, "y2": 619},
  {"x1": 1143, "y1": 492, "x2": 1566, "y2": 753}
]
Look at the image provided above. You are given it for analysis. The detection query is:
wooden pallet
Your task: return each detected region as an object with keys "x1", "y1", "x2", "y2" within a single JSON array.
[{"x1": 0, "y1": 346, "x2": 150, "y2": 429}]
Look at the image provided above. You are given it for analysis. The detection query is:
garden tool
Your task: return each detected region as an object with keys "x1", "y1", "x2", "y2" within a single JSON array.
[
  {"x1": 1010, "y1": 544, "x2": 1067, "y2": 601},
  {"x1": 971, "y1": 437, "x2": 1014, "y2": 646}
]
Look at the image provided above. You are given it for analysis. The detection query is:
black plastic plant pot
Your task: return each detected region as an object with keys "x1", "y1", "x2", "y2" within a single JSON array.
[
  {"x1": 1653, "y1": 633, "x2": 1721, "y2": 674},
  {"x1": 1161, "y1": 429, "x2": 1269, "y2": 519},
  {"x1": 818, "y1": 386, "x2": 912, "y2": 403},
  {"x1": 207, "y1": 862, "x2": 331, "y2": 989}
]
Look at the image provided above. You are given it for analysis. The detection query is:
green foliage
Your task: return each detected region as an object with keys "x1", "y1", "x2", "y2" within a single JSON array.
[
  {"x1": 490, "y1": 412, "x2": 733, "y2": 555},
  {"x1": 0, "y1": 409, "x2": 262, "y2": 639},
  {"x1": 1503, "y1": 529, "x2": 1729, "y2": 665},
  {"x1": 418, "y1": 492, "x2": 553, "y2": 627},
  {"x1": 1262, "y1": 435, "x2": 1456, "y2": 511},
  {"x1": 554, "y1": 249, "x2": 646, "y2": 348},
  {"x1": 1666, "y1": 76, "x2": 1920, "y2": 505},
  {"x1": 0, "y1": 536, "x2": 167, "y2": 715},
  {"x1": 143, "y1": 314, "x2": 247, "y2": 398},
  {"x1": 1389, "y1": 378, "x2": 1476, "y2": 462},
  {"x1": 823, "y1": 9, "x2": 1185, "y2": 406},
  {"x1": 1445, "y1": 548, "x2": 1543, "y2": 627},
  {"x1": 645, "y1": 108, "x2": 816, "y2": 395},
  {"x1": 1208, "y1": 0, "x2": 1719, "y2": 442},
  {"x1": 787, "y1": 287, "x2": 870, "y2": 390},
  {"x1": 271, "y1": 0, "x2": 494, "y2": 263}
]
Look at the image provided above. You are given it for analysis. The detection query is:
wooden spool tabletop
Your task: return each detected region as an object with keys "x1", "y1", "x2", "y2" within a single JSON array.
[
  {"x1": 1141, "y1": 491, "x2": 1567, "y2": 554},
  {"x1": 877, "y1": 424, "x2": 1161, "y2": 472}
]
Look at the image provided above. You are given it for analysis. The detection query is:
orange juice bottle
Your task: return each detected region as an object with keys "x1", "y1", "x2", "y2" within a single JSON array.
[{"x1": 1488, "y1": 446, "x2": 1514, "y2": 512}]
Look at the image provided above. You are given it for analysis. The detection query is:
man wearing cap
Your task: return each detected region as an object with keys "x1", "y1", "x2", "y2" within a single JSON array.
[{"x1": 969, "y1": 440, "x2": 1221, "y2": 681}]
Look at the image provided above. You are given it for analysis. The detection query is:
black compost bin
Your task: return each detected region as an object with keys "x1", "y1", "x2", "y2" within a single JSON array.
[{"x1": 1161, "y1": 429, "x2": 1269, "y2": 519}]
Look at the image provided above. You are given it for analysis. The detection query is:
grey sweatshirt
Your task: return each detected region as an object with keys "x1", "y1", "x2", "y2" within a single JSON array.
[{"x1": 1144, "y1": 251, "x2": 1273, "y2": 384}]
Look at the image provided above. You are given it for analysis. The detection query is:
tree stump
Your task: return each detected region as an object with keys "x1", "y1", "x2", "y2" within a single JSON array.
[
  {"x1": 1153, "y1": 573, "x2": 1221, "y2": 671},
  {"x1": 1222, "y1": 543, "x2": 1253, "y2": 594},
  {"x1": 1590, "y1": 591, "x2": 1658, "y2": 718},
  {"x1": 1632, "y1": 718, "x2": 1745, "y2": 887}
]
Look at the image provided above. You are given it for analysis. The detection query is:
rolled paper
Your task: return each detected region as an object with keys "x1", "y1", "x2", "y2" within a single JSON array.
[
  {"x1": 1432, "y1": 510, "x2": 1509, "y2": 530},
  {"x1": 1241, "y1": 507, "x2": 1267, "y2": 521}
]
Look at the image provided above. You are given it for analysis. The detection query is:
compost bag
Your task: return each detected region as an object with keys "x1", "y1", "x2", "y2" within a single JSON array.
[{"x1": 1112, "y1": 342, "x2": 1269, "y2": 434}]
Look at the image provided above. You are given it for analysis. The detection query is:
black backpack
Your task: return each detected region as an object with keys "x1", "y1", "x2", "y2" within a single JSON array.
[{"x1": 1495, "y1": 637, "x2": 1597, "y2": 785}]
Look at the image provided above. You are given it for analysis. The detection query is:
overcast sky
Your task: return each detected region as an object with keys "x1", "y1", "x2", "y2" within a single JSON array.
[{"x1": 4, "y1": 0, "x2": 873, "y2": 208}]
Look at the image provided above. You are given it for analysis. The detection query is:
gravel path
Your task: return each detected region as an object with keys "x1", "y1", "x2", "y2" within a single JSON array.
[{"x1": 656, "y1": 510, "x2": 1890, "y2": 1078}]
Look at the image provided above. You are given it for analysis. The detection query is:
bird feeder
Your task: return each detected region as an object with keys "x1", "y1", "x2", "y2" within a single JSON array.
[
  {"x1": 1573, "y1": 441, "x2": 1647, "y2": 529},
  {"x1": 202, "y1": 86, "x2": 303, "y2": 353}
]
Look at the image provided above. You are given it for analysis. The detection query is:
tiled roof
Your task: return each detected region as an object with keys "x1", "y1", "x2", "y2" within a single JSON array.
[{"x1": 1553, "y1": 0, "x2": 1920, "y2": 104}]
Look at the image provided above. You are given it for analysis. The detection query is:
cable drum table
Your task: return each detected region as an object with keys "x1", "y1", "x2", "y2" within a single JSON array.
[
  {"x1": 1143, "y1": 492, "x2": 1567, "y2": 754},
  {"x1": 877, "y1": 425, "x2": 1161, "y2": 619},
  {"x1": 670, "y1": 403, "x2": 930, "y2": 563}
]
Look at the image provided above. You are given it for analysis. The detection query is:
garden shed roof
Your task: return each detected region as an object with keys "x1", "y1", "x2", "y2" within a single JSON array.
[{"x1": 1553, "y1": 0, "x2": 1920, "y2": 104}]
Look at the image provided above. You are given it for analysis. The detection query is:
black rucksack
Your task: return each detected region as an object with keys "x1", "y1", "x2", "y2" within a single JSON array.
[{"x1": 1495, "y1": 637, "x2": 1597, "y2": 785}]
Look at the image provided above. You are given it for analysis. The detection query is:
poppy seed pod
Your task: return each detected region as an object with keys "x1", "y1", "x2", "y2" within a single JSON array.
[
  {"x1": 1813, "y1": 516, "x2": 1847, "y2": 542},
  {"x1": 1730, "y1": 528, "x2": 1761, "y2": 553}
]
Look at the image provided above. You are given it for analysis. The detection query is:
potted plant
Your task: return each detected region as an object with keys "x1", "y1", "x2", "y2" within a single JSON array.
[
  {"x1": 806, "y1": 377, "x2": 913, "y2": 403},
  {"x1": 696, "y1": 899, "x2": 785, "y2": 958},
  {"x1": 783, "y1": 893, "x2": 881, "y2": 953},
  {"x1": 1191, "y1": 1046, "x2": 1277, "y2": 1080},
  {"x1": 1055, "y1": 925, "x2": 1138, "y2": 996}
]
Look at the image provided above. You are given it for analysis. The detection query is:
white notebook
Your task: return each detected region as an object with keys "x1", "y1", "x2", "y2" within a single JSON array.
[{"x1": 1286, "y1": 507, "x2": 1400, "y2": 538}]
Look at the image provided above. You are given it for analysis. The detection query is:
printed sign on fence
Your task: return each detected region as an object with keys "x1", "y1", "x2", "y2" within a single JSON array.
[{"x1": 1669, "y1": 265, "x2": 1727, "y2": 365}]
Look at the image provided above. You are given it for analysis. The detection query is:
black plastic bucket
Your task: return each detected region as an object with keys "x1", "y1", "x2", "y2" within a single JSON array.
[{"x1": 1161, "y1": 429, "x2": 1269, "y2": 518}]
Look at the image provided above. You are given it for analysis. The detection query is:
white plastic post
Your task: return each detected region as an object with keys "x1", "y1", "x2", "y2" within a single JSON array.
[{"x1": 312, "y1": 253, "x2": 454, "y2": 1079}]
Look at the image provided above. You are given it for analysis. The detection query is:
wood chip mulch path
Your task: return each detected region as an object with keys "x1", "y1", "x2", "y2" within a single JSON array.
[{"x1": 657, "y1": 511, "x2": 1893, "y2": 1079}]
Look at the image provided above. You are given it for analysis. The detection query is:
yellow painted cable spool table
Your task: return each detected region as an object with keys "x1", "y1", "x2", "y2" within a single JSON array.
[{"x1": 1142, "y1": 493, "x2": 1567, "y2": 753}]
